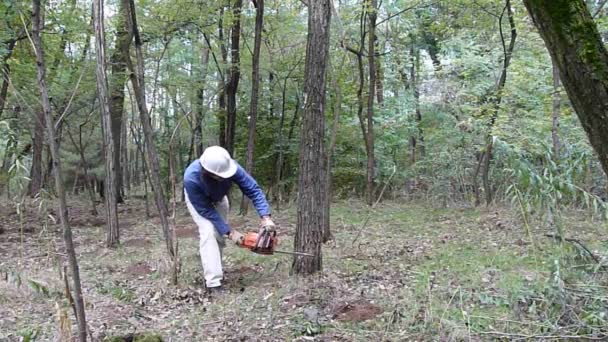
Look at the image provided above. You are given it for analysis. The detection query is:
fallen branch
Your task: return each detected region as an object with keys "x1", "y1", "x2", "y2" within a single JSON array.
[
  {"x1": 544, "y1": 233, "x2": 606, "y2": 269},
  {"x1": 478, "y1": 331, "x2": 607, "y2": 340}
]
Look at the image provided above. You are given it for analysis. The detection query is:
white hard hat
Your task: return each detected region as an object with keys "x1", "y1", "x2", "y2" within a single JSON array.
[{"x1": 199, "y1": 146, "x2": 237, "y2": 179}]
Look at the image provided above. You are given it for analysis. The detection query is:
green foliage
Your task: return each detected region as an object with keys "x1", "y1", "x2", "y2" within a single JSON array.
[{"x1": 500, "y1": 140, "x2": 608, "y2": 233}]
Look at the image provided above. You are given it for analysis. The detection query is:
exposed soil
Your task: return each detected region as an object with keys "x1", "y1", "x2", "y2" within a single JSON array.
[{"x1": 331, "y1": 299, "x2": 383, "y2": 322}]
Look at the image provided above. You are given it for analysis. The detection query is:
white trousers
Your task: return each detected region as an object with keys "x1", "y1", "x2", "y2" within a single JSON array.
[{"x1": 184, "y1": 192, "x2": 229, "y2": 288}]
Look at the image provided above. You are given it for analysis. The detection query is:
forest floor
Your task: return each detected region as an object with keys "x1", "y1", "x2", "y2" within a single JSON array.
[{"x1": 1, "y1": 197, "x2": 608, "y2": 341}]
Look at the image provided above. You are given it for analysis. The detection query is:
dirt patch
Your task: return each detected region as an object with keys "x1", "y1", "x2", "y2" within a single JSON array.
[
  {"x1": 224, "y1": 266, "x2": 262, "y2": 288},
  {"x1": 331, "y1": 299, "x2": 383, "y2": 322},
  {"x1": 123, "y1": 238, "x2": 152, "y2": 248},
  {"x1": 175, "y1": 226, "x2": 198, "y2": 239},
  {"x1": 125, "y1": 261, "x2": 154, "y2": 276}
]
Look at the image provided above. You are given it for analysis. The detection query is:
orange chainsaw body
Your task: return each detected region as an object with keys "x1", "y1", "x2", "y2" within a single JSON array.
[{"x1": 241, "y1": 231, "x2": 277, "y2": 255}]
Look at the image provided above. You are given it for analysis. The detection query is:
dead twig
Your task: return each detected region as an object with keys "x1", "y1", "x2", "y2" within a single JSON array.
[
  {"x1": 478, "y1": 331, "x2": 607, "y2": 340},
  {"x1": 544, "y1": 233, "x2": 606, "y2": 269}
]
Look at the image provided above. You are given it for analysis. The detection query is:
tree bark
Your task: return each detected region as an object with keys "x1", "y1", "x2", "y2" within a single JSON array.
[
  {"x1": 109, "y1": 0, "x2": 132, "y2": 204},
  {"x1": 292, "y1": 0, "x2": 331, "y2": 275},
  {"x1": 365, "y1": 0, "x2": 377, "y2": 206},
  {"x1": 28, "y1": 110, "x2": 45, "y2": 197},
  {"x1": 551, "y1": 58, "x2": 562, "y2": 160},
  {"x1": 94, "y1": 0, "x2": 120, "y2": 247},
  {"x1": 32, "y1": 0, "x2": 88, "y2": 340},
  {"x1": 225, "y1": 0, "x2": 243, "y2": 156},
  {"x1": 240, "y1": 0, "x2": 264, "y2": 215},
  {"x1": 126, "y1": 0, "x2": 177, "y2": 282},
  {"x1": 0, "y1": 39, "x2": 16, "y2": 120},
  {"x1": 523, "y1": 0, "x2": 608, "y2": 177}
]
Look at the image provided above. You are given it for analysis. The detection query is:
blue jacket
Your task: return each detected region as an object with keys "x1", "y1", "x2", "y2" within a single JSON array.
[{"x1": 183, "y1": 160, "x2": 271, "y2": 235}]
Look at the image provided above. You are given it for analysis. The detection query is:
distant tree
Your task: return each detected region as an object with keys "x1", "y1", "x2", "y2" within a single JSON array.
[
  {"x1": 292, "y1": 0, "x2": 331, "y2": 275},
  {"x1": 225, "y1": 0, "x2": 243, "y2": 156},
  {"x1": 241, "y1": 0, "x2": 264, "y2": 215},
  {"x1": 94, "y1": 0, "x2": 120, "y2": 247},
  {"x1": 108, "y1": 0, "x2": 132, "y2": 203},
  {"x1": 126, "y1": 0, "x2": 178, "y2": 282},
  {"x1": 33, "y1": 0, "x2": 87, "y2": 339}
]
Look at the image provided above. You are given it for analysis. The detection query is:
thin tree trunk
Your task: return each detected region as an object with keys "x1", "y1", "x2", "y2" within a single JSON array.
[
  {"x1": 551, "y1": 59, "x2": 561, "y2": 160},
  {"x1": 65, "y1": 122, "x2": 98, "y2": 216},
  {"x1": 273, "y1": 73, "x2": 291, "y2": 206},
  {"x1": 122, "y1": 111, "x2": 129, "y2": 196},
  {"x1": 195, "y1": 44, "x2": 210, "y2": 157},
  {"x1": 411, "y1": 46, "x2": 424, "y2": 158},
  {"x1": 126, "y1": 0, "x2": 177, "y2": 282},
  {"x1": 93, "y1": 0, "x2": 120, "y2": 247},
  {"x1": 28, "y1": 111, "x2": 44, "y2": 197},
  {"x1": 240, "y1": 0, "x2": 264, "y2": 215},
  {"x1": 225, "y1": 0, "x2": 243, "y2": 156},
  {"x1": 344, "y1": 4, "x2": 370, "y2": 203},
  {"x1": 0, "y1": 40, "x2": 16, "y2": 120},
  {"x1": 366, "y1": 0, "x2": 377, "y2": 206},
  {"x1": 218, "y1": 6, "x2": 228, "y2": 147},
  {"x1": 108, "y1": 0, "x2": 132, "y2": 204},
  {"x1": 323, "y1": 67, "x2": 342, "y2": 243},
  {"x1": 32, "y1": 0, "x2": 87, "y2": 339},
  {"x1": 481, "y1": 0, "x2": 516, "y2": 206},
  {"x1": 282, "y1": 93, "x2": 300, "y2": 197},
  {"x1": 376, "y1": 55, "x2": 384, "y2": 105},
  {"x1": 292, "y1": 0, "x2": 331, "y2": 275}
]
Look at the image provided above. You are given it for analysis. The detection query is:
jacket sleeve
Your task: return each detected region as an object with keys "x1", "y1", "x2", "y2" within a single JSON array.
[
  {"x1": 184, "y1": 179, "x2": 231, "y2": 235},
  {"x1": 232, "y1": 165, "x2": 271, "y2": 217}
]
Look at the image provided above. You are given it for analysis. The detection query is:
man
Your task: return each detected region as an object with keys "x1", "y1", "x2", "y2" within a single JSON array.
[{"x1": 183, "y1": 145, "x2": 275, "y2": 293}]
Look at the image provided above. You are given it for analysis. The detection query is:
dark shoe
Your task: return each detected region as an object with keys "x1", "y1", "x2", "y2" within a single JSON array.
[{"x1": 207, "y1": 285, "x2": 225, "y2": 297}]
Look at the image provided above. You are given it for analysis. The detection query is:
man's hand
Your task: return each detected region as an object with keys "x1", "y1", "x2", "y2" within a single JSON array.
[
  {"x1": 260, "y1": 215, "x2": 276, "y2": 230},
  {"x1": 256, "y1": 216, "x2": 276, "y2": 250},
  {"x1": 228, "y1": 230, "x2": 244, "y2": 245}
]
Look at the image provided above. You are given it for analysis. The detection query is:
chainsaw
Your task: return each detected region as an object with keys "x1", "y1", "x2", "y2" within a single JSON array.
[{"x1": 238, "y1": 228, "x2": 314, "y2": 257}]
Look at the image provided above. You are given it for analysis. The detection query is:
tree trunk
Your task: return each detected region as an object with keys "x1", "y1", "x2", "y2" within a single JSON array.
[
  {"x1": 376, "y1": 55, "x2": 384, "y2": 105},
  {"x1": 225, "y1": 0, "x2": 243, "y2": 156},
  {"x1": 366, "y1": 0, "x2": 377, "y2": 206},
  {"x1": 122, "y1": 111, "x2": 129, "y2": 196},
  {"x1": 32, "y1": 0, "x2": 88, "y2": 340},
  {"x1": 108, "y1": 0, "x2": 132, "y2": 204},
  {"x1": 218, "y1": 6, "x2": 228, "y2": 147},
  {"x1": 344, "y1": 5, "x2": 370, "y2": 204},
  {"x1": 481, "y1": 0, "x2": 516, "y2": 206},
  {"x1": 412, "y1": 46, "x2": 424, "y2": 158},
  {"x1": 0, "y1": 39, "x2": 16, "y2": 120},
  {"x1": 65, "y1": 123, "x2": 98, "y2": 216},
  {"x1": 551, "y1": 55, "x2": 562, "y2": 160},
  {"x1": 195, "y1": 44, "x2": 210, "y2": 157},
  {"x1": 523, "y1": 0, "x2": 608, "y2": 177},
  {"x1": 28, "y1": 111, "x2": 44, "y2": 197},
  {"x1": 126, "y1": 0, "x2": 177, "y2": 282},
  {"x1": 94, "y1": 0, "x2": 120, "y2": 247},
  {"x1": 240, "y1": 0, "x2": 264, "y2": 215},
  {"x1": 323, "y1": 67, "x2": 342, "y2": 243},
  {"x1": 292, "y1": 0, "x2": 331, "y2": 275}
]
